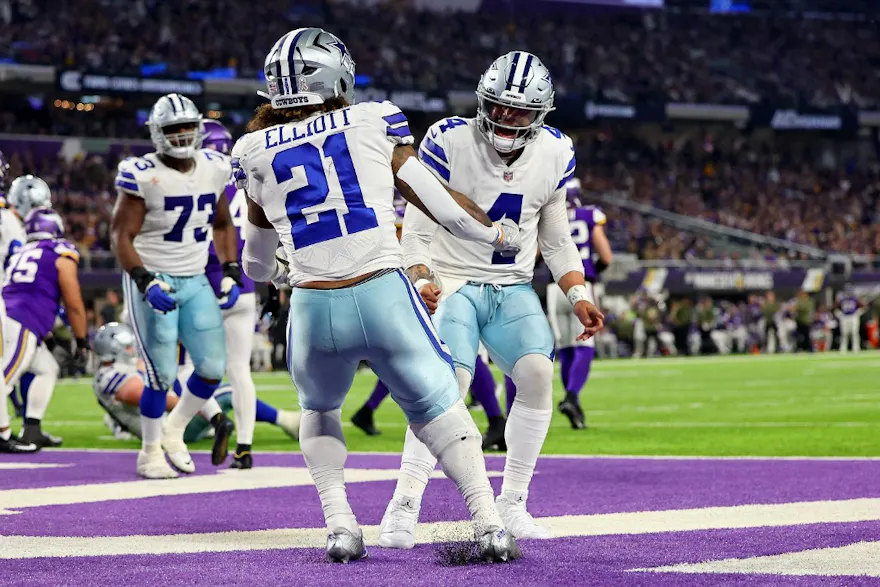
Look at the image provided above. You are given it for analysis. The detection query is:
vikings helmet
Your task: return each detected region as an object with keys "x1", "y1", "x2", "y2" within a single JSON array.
[
  {"x1": 146, "y1": 93, "x2": 203, "y2": 159},
  {"x1": 201, "y1": 119, "x2": 233, "y2": 154},
  {"x1": 8, "y1": 174, "x2": 52, "y2": 216},
  {"x1": 24, "y1": 207, "x2": 64, "y2": 241},
  {"x1": 476, "y1": 51, "x2": 555, "y2": 153},
  {"x1": 260, "y1": 27, "x2": 355, "y2": 109},
  {"x1": 94, "y1": 322, "x2": 138, "y2": 365}
]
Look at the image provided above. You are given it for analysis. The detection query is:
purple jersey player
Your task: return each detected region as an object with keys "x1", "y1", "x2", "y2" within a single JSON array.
[
  {"x1": 0, "y1": 208, "x2": 89, "y2": 453},
  {"x1": 543, "y1": 184, "x2": 614, "y2": 429},
  {"x1": 200, "y1": 118, "x2": 261, "y2": 468},
  {"x1": 837, "y1": 284, "x2": 862, "y2": 353}
]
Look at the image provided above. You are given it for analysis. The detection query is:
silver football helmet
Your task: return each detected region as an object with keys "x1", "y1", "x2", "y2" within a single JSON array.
[
  {"x1": 94, "y1": 322, "x2": 138, "y2": 365},
  {"x1": 8, "y1": 174, "x2": 52, "y2": 216},
  {"x1": 260, "y1": 27, "x2": 356, "y2": 109},
  {"x1": 146, "y1": 93, "x2": 203, "y2": 159},
  {"x1": 476, "y1": 51, "x2": 555, "y2": 153}
]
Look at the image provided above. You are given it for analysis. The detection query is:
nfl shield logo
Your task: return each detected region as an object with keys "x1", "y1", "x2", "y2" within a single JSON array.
[{"x1": 503, "y1": 171, "x2": 514, "y2": 182}]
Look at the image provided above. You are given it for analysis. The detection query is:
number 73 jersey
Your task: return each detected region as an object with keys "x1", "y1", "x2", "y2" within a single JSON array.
[
  {"x1": 114, "y1": 150, "x2": 232, "y2": 276},
  {"x1": 407, "y1": 117, "x2": 576, "y2": 285}
]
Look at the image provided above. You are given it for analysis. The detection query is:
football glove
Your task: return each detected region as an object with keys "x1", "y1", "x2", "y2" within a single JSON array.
[
  {"x1": 218, "y1": 261, "x2": 242, "y2": 310},
  {"x1": 261, "y1": 284, "x2": 280, "y2": 320},
  {"x1": 130, "y1": 266, "x2": 177, "y2": 314},
  {"x1": 492, "y1": 218, "x2": 521, "y2": 258},
  {"x1": 73, "y1": 337, "x2": 90, "y2": 374}
]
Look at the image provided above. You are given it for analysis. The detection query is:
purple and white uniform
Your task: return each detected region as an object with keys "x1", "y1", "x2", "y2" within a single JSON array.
[
  {"x1": 205, "y1": 182, "x2": 255, "y2": 297},
  {"x1": 839, "y1": 295, "x2": 860, "y2": 316},
  {"x1": 2, "y1": 238, "x2": 78, "y2": 385},
  {"x1": 568, "y1": 205, "x2": 606, "y2": 283}
]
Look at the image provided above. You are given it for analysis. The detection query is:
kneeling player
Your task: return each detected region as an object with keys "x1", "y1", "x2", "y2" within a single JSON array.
[{"x1": 93, "y1": 323, "x2": 300, "y2": 447}]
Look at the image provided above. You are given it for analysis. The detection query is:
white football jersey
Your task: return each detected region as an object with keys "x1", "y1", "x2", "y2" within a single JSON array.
[
  {"x1": 114, "y1": 150, "x2": 231, "y2": 275},
  {"x1": 404, "y1": 117, "x2": 576, "y2": 285},
  {"x1": 0, "y1": 208, "x2": 26, "y2": 270},
  {"x1": 231, "y1": 101, "x2": 413, "y2": 285}
]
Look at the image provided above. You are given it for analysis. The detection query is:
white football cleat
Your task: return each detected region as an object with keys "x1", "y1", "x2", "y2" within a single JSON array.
[
  {"x1": 377, "y1": 494, "x2": 421, "y2": 549},
  {"x1": 161, "y1": 428, "x2": 195, "y2": 474},
  {"x1": 136, "y1": 450, "x2": 178, "y2": 479},
  {"x1": 496, "y1": 491, "x2": 551, "y2": 539}
]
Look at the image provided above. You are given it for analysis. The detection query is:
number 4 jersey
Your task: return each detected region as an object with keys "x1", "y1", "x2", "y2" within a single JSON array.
[
  {"x1": 406, "y1": 117, "x2": 576, "y2": 285},
  {"x1": 231, "y1": 101, "x2": 413, "y2": 285},
  {"x1": 114, "y1": 150, "x2": 232, "y2": 276},
  {"x1": 3, "y1": 239, "x2": 79, "y2": 339}
]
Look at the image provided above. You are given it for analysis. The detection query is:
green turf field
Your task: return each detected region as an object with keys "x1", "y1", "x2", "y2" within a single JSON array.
[{"x1": 34, "y1": 352, "x2": 880, "y2": 456}]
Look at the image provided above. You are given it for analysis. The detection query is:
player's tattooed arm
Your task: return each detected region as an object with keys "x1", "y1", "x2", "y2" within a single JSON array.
[
  {"x1": 391, "y1": 145, "x2": 492, "y2": 227},
  {"x1": 110, "y1": 194, "x2": 148, "y2": 272},
  {"x1": 405, "y1": 263, "x2": 434, "y2": 284}
]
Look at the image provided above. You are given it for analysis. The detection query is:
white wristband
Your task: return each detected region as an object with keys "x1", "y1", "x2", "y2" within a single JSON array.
[
  {"x1": 414, "y1": 279, "x2": 431, "y2": 291},
  {"x1": 566, "y1": 284, "x2": 589, "y2": 307}
]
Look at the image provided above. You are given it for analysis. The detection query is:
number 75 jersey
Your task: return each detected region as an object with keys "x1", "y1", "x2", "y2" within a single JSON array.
[
  {"x1": 408, "y1": 117, "x2": 576, "y2": 285},
  {"x1": 115, "y1": 150, "x2": 232, "y2": 276}
]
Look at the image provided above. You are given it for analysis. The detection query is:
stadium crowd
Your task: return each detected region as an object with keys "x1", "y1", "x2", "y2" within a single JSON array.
[{"x1": 0, "y1": 0, "x2": 878, "y2": 108}]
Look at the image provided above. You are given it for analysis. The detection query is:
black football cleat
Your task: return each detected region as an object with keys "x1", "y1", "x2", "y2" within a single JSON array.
[
  {"x1": 351, "y1": 406, "x2": 380, "y2": 436},
  {"x1": 229, "y1": 445, "x2": 253, "y2": 470},
  {"x1": 482, "y1": 416, "x2": 507, "y2": 452},
  {"x1": 0, "y1": 435, "x2": 39, "y2": 453},
  {"x1": 211, "y1": 413, "x2": 235, "y2": 466},
  {"x1": 19, "y1": 423, "x2": 63, "y2": 448},
  {"x1": 558, "y1": 394, "x2": 586, "y2": 430}
]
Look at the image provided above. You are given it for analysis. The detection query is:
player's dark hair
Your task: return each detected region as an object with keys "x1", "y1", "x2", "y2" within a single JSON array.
[{"x1": 246, "y1": 97, "x2": 350, "y2": 132}]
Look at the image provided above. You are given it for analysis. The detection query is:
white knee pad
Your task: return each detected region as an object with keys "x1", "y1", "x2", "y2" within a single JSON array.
[
  {"x1": 511, "y1": 354, "x2": 554, "y2": 411},
  {"x1": 409, "y1": 400, "x2": 480, "y2": 458}
]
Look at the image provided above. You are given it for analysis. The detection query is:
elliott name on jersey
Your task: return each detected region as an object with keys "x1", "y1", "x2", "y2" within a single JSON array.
[
  {"x1": 414, "y1": 117, "x2": 576, "y2": 285},
  {"x1": 115, "y1": 150, "x2": 232, "y2": 275}
]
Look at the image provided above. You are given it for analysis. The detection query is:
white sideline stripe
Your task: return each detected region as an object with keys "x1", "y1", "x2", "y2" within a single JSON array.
[
  {"x1": 636, "y1": 541, "x2": 880, "y2": 577},
  {"x1": 0, "y1": 467, "x2": 500, "y2": 515},
  {"x1": 0, "y1": 463, "x2": 72, "y2": 470},
  {"x1": 2, "y1": 498, "x2": 879, "y2": 559},
  {"x1": 31, "y1": 448, "x2": 880, "y2": 461}
]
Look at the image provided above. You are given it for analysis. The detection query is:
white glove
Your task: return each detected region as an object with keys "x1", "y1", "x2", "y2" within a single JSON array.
[{"x1": 492, "y1": 218, "x2": 521, "y2": 258}]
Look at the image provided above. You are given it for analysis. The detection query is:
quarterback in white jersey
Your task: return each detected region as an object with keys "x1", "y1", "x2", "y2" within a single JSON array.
[
  {"x1": 380, "y1": 51, "x2": 605, "y2": 547},
  {"x1": 234, "y1": 27, "x2": 521, "y2": 563},
  {"x1": 111, "y1": 93, "x2": 242, "y2": 480}
]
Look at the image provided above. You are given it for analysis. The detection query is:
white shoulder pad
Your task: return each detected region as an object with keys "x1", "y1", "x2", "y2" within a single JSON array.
[
  {"x1": 231, "y1": 133, "x2": 261, "y2": 191},
  {"x1": 198, "y1": 148, "x2": 232, "y2": 191},
  {"x1": 542, "y1": 126, "x2": 576, "y2": 191},
  {"x1": 360, "y1": 100, "x2": 414, "y2": 146},
  {"x1": 54, "y1": 239, "x2": 80, "y2": 263},
  {"x1": 115, "y1": 156, "x2": 157, "y2": 198},
  {"x1": 416, "y1": 118, "x2": 463, "y2": 185},
  {"x1": 593, "y1": 207, "x2": 607, "y2": 225}
]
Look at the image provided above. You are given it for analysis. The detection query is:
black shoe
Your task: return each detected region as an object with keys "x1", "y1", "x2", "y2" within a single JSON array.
[
  {"x1": 20, "y1": 422, "x2": 63, "y2": 448},
  {"x1": 230, "y1": 444, "x2": 253, "y2": 469},
  {"x1": 0, "y1": 435, "x2": 39, "y2": 453},
  {"x1": 482, "y1": 416, "x2": 507, "y2": 451},
  {"x1": 211, "y1": 414, "x2": 235, "y2": 466},
  {"x1": 351, "y1": 406, "x2": 380, "y2": 436},
  {"x1": 558, "y1": 394, "x2": 586, "y2": 430}
]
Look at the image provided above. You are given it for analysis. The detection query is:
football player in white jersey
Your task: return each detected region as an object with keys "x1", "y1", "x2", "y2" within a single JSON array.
[
  {"x1": 111, "y1": 93, "x2": 243, "y2": 479},
  {"x1": 379, "y1": 51, "x2": 605, "y2": 547},
  {"x1": 233, "y1": 27, "x2": 522, "y2": 563}
]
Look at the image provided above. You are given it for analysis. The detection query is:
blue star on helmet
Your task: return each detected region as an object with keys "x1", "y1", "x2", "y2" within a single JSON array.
[{"x1": 327, "y1": 39, "x2": 348, "y2": 57}]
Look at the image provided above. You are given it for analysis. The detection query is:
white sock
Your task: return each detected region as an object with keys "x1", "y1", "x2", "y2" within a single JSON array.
[
  {"x1": 0, "y1": 387, "x2": 10, "y2": 432},
  {"x1": 166, "y1": 390, "x2": 209, "y2": 433},
  {"x1": 199, "y1": 397, "x2": 222, "y2": 421},
  {"x1": 276, "y1": 410, "x2": 301, "y2": 438},
  {"x1": 392, "y1": 368, "x2": 471, "y2": 500},
  {"x1": 410, "y1": 400, "x2": 502, "y2": 532},
  {"x1": 502, "y1": 354, "x2": 553, "y2": 495},
  {"x1": 25, "y1": 374, "x2": 55, "y2": 421},
  {"x1": 141, "y1": 416, "x2": 163, "y2": 448},
  {"x1": 299, "y1": 409, "x2": 358, "y2": 533},
  {"x1": 227, "y1": 360, "x2": 257, "y2": 445}
]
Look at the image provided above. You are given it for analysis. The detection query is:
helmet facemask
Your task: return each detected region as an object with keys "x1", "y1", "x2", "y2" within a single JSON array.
[
  {"x1": 476, "y1": 94, "x2": 550, "y2": 153},
  {"x1": 150, "y1": 121, "x2": 203, "y2": 160}
]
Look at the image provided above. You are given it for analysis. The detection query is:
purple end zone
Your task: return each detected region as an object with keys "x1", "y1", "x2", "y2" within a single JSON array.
[{"x1": 1, "y1": 451, "x2": 879, "y2": 586}]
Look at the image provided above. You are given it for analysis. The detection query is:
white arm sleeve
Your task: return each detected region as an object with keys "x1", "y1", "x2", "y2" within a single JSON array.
[
  {"x1": 242, "y1": 220, "x2": 286, "y2": 284},
  {"x1": 396, "y1": 157, "x2": 499, "y2": 245},
  {"x1": 401, "y1": 204, "x2": 440, "y2": 271},
  {"x1": 538, "y1": 188, "x2": 585, "y2": 283}
]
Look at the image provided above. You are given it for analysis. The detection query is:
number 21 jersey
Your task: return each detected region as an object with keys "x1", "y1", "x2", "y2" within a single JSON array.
[{"x1": 231, "y1": 101, "x2": 413, "y2": 286}]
